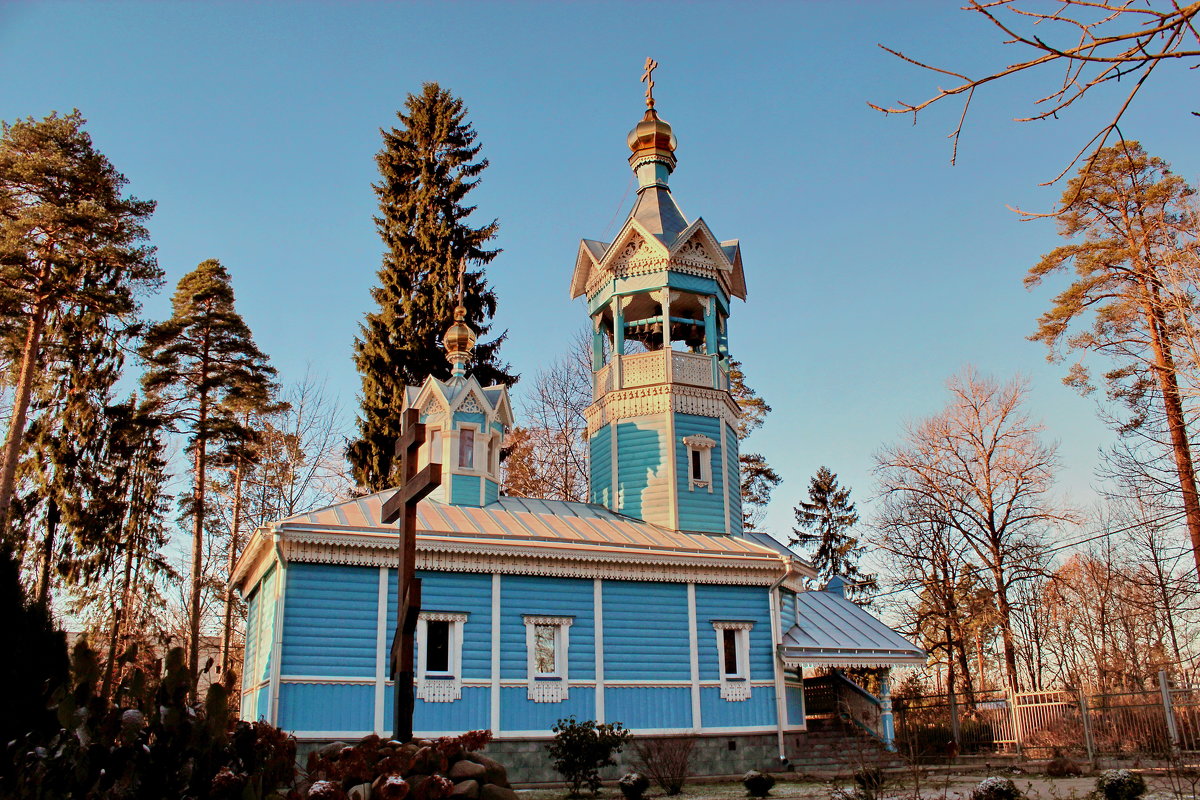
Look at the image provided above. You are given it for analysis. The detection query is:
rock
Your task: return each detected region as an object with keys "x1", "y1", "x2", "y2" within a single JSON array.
[
  {"x1": 480, "y1": 785, "x2": 519, "y2": 800},
  {"x1": 412, "y1": 745, "x2": 445, "y2": 775},
  {"x1": 450, "y1": 780, "x2": 480, "y2": 800},
  {"x1": 447, "y1": 759, "x2": 487, "y2": 783},
  {"x1": 317, "y1": 741, "x2": 349, "y2": 761},
  {"x1": 375, "y1": 774, "x2": 411, "y2": 800},
  {"x1": 348, "y1": 783, "x2": 372, "y2": 800},
  {"x1": 464, "y1": 753, "x2": 510, "y2": 788}
]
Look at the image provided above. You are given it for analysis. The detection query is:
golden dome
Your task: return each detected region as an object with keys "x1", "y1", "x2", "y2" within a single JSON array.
[
  {"x1": 443, "y1": 305, "x2": 476, "y2": 361},
  {"x1": 627, "y1": 108, "x2": 677, "y2": 161}
]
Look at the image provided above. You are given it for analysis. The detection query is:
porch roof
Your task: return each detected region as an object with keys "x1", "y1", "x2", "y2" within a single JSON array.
[{"x1": 780, "y1": 588, "x2": 926, "y2": 668}]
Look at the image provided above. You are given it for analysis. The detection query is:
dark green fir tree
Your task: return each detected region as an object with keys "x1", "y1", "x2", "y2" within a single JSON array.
[
  {"x1": 349, "y1": 83, "x2": 514, "y2": 492},
  {"x1": 140, "y1": 259, "x2": 278, "y2": 688},
  {"x1": 791, "y1": 466, "x2": 875, "y2": 602}
]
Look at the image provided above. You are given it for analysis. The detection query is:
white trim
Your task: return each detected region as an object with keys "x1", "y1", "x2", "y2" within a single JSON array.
[
  {"x1": 666, "y1": 376, "x2": 679, "y2": 531},
  {"x1": 267, "y1": 550, "x2": 287, "y2": 725},
  {"x1": 687, "y1": 582, "x2": 701, "y2": 730},
  {"x1": 524, "y1": 615, "x2": 573, "y2": 702},
  {"x1": 285, "y1": 723, "x2": 788, "y2": 742},
  {"x1": 594, "y1": 579, "x2": 605, "y2": 723},
  {"x1": 719, "y1": 420, "x2": 732, "y2": 534},
  {"x1": 490, "y1": 573, "x2": 501, "y2": 732},
  {"x1": 712, "y1": 620, "x2": 753, "y2": 701},
  {"x1": 609, "y1": 418, "x2": 619, "y2": 511},
  {"x1": 769, "y1": 584, "x2": 788, "y2": 760},
  {"x1": 682, "y1": 434, "x2": 716, "y2": 493},
  {"x1": 281, "y1": 677, "x2": 379, "y2": 685},
  {"x1": 416, "y1": 611, "x2": 468, "y2": 702},
  {"x1": 374, "y1": 566, "x2": 388, "y2": 733}
]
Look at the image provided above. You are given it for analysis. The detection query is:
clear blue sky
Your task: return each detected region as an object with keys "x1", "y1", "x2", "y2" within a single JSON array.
[{"x1": 2, "y1": 2, "x2": 1197, "y2": 546}]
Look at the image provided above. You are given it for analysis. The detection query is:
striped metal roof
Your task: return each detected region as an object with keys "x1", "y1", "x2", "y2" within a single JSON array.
[
  {"x1": 276, "y1": 491, "x2": 790, "y2": 562},
  {"x1": 780, "y1": 588, "x2": 926, "y2": 666}
]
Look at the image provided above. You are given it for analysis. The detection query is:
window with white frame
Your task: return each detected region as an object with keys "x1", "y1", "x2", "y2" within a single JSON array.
[
  {"x1": 487, "y1": 435, "x2": 498, "y2": 476},
  {"x1": 458, "y1": 427, "x2": 475, "y2": 469},
  {"x1": 416, "y1": 611, "x2": 467, "y2": 702},
  {"x1": 524, "y1": 615, "x2": 572, "y2": 702},
  {"x1": 682, "y1": 434, "x2": 716, "y2": 491},
  {"x1": 712, "y1": 620, "x2": 753, "y2": 701}
]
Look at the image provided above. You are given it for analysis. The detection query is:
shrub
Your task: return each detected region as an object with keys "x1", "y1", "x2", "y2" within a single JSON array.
[
  {"x1": 633, "y1": 736, "x2": 695, "y2": 795},
  {"x1": 855, "y1": 766, "x2": 886, "y2": 798},
  {"x1": 971, "y1": 777, "x2": 1025, "y2": 800},
  {"x1": 1095, "y1": 770, "x2": 1147, "y2": 800},
  {"x1": 619, "y1": 772, "x2": 651, "y2": 800},
  {"x1": 546, "y1": 717, "x2": 631, "y2": 797},
  {"x1": 743, "y1": 770, "x2": 776, "y2": 798}
]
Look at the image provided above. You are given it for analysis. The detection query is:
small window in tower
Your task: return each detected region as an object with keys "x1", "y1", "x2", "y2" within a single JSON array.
[
  {"x1": 428, "y1": 428, "x2": 442, "y2": 465},
  {"x1": 426, "y1": 620, "x2": 450, "y2": 673},
  {"x1": 459, "y1": 428, "x2": 475, "y2": 469},
  {"x1": 682, "y1": 434, "x2": 716, "y2": 492},
  {"x1": 487, "y1": 436, "x2": 497, "y2": 476}
]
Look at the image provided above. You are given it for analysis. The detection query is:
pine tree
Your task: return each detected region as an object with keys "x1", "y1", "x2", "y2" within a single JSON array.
[
  {"x1": 0, "y1": 111, "x2": 160, "y2": 533},
  {"x1": 349, "y1": 83, "x2": 514, "y2": 492},
  {"x1": 139, "y1": 259, "x2": 278, "y2": 688},
  {"x1": 791, "y1": 466, "x2": 874, "y2": 600}
]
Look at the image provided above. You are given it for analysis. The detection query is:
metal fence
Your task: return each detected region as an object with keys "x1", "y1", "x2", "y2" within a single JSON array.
[{"x1": 892, "y1": 672, "x2": 1200, "y2": 762}]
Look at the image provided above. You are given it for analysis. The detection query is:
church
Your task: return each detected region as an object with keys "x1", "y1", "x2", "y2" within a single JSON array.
[{"x1": 230, "y1": 76, "x2": 924, "y2": 780}]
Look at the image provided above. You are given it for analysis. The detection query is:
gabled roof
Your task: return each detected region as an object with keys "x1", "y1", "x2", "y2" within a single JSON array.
[{"x1": 779, "y1": 589, "x2": 926, "y2": 667}]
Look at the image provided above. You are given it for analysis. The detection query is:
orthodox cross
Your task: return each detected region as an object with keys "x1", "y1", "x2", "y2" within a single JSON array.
[
  {"x1": 642, "y1": 57, "x2": 658, "y2": 109},
  {"x1": 381, "y1": 406, "x2": 442, "y2": 742}
]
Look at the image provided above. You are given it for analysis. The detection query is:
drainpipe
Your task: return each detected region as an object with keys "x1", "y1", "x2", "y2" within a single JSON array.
[{"x1": 769, "y1": 556, "x2": 797, "y2": 767}]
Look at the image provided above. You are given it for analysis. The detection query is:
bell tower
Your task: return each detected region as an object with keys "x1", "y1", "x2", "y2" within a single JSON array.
[{"x1": 569, "y1": 63, "x2": 748, "y2": 534}]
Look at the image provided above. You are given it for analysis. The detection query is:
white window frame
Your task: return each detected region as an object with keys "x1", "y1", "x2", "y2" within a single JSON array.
[
  {"x1": 424, "y1": 426, "x2": 443, "y2": 467},
  {"x1": 456, "y1": 424, "x2": 479, "y2": 471},
  {"x1": 524, "y1": 614, "x2": 573, "y2": 702},
  {"x1": 416, "y1": 611, "x2": 468, "y2": 702},
  {"x1": 712, "y1": 620, "x2": 753, "y2": 701},
  {"x1": 682, "y1": 434, "x2": 716, "y2": 492}
]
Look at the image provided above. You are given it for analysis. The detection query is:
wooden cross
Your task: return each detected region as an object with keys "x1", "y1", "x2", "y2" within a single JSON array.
[
  {"x1": 642, "y1": 57, "x2": 658, "y2": 109},
  {"x1": 381, "y1": 406, "x2": 442, "y2": 742}
]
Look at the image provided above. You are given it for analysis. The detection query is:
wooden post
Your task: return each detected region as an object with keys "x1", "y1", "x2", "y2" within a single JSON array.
[
  {"x1": 1077, "y1": 686, "x2": 1095, "y2": 767},
  {"x1": 1160, "y1": 669, "x2": 1180, "y2": 752},
  {"x1": 381, "y1": 407, "x2": 442, "y2": 742}
]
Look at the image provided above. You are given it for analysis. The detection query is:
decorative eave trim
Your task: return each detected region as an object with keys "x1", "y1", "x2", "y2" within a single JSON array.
[
  {"x1": 779, "y1": 651, "x2": 927, "y2": 669},
  {"x1": 584, "y1": 384, "x2": 740, "y2": 436},
  {"x1": 230, "y1": 526, "x2": 279, "y2": 594},
  {"x1": 275, "y1": 528, "x2": 783, "y2": 586}
]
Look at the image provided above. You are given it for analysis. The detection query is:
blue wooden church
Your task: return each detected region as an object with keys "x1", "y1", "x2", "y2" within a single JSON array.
[{"x1": 231, "y1": 88, "x2": 924, "y2": 779}]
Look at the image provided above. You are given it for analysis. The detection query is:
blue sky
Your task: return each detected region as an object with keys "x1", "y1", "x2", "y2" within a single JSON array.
[{"x1": 2, "y1": 2, "x2": 1197, "y2": 546}]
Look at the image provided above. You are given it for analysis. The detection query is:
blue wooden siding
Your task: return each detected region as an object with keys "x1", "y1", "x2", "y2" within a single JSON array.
[
  {"x1": 786, "y1": 684, "x2": 805, "y2": 726},
  {"x1": 724, "y1": 423, "x2": 743, "y2": 534},
  {"x1": 589, "y1": 424, "x2": 612, "y2": 507},
  {"x1": 695, "y1": 584, "x2": 773, "y2": 681},
  {"x1": 602, "y1": 580, "x2": 690, "y2": 680},
  {"x1": 499, "y1": 575, "x2": 594, "y2": 680},
  {"x1": 255, "y1": 684, "x2": 271, "y2": 722},
  {"x1": 674, "y1": 414, "x2": 725, "y2": 533},
  {"x1": 450, "y1": 473, "x2": 482, "y2": 507},
  {"x1": 700, "y1": 686, "x2": 776, "y2": 728},
  {"x1": 381, "y1": 686, "x2": 491, "y2": 734},
  {"x1": 278, "y1": 683, "x2": 373, "y2": 731},
  {"x1": 452, "y1": 412, "x2": 487, "y2": 429},
  {"x1": 483, "y1": 478, "x2": 499, "y2": 506},
  {"x1": 615, "y1": 418, "x2": 669, "y2": 523},
  {"x1": 242, "y1": 581, "x2": 261, "y2": 697},
  {"x1": 281, "y1": 563, "x2": 377, "y2": 677},
  {"x1": 386, "y1": 570, "x2": 492, "y2": 679},
  {"x1": 606, "y1": 687, "x2": 692, "y2": 729},
  {"x1": 255, "y1": 566, "x2": 278, "y2": 684},
  {"x1": 500, "y1": 686, "x2": 595, "y2": 731}
]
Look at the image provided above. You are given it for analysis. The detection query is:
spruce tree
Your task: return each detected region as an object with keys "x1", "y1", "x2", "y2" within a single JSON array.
[
  {"x1": 349, "y1": 83, "x2": 513, "y2": 492},
  {"x1": 0, "y1": 111, "x2": 159, "y2": 533},
  {"x1": 139, "y1": 259, "x2": 278, "y2": 687},
  {"x1": 791, "y1": 466, "x2": 874, "y2": 601}
]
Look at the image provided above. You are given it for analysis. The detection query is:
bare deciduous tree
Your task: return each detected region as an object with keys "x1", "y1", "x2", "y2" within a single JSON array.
[
  {"x1": 876, "y1": 369, "x2": 1068, "y2": 691},
  {"x1": 872, "y1": 1, "x2": 1200, "y2": 184}
]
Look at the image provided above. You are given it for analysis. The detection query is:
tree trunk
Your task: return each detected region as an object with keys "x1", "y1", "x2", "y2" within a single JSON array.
[
  {"x1": 101, "y1": 537, "x2": 136, "y2": 703},
  {"x1": 189, "y1": 389, "x2": 209, "y2": 695},
  {"x1": 1139, "y1": 289, "x2": 1200, "y2": 579},
  {"x1": 35, "y1": 497, "x2": 59, "y2": 607},
  {"x1": 991, "y1": 564, "x2": 1021, "y2": 693},
  {"x1": 220, "y1": 452, "x2": 245, "y2": 676},
  {"x1": 0, "y1": 302, "x2": 49, "y2": 532}
]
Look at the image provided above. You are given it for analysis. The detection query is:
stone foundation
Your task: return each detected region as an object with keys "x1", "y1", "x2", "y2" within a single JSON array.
[{"x1": 297, "y1": 733, "x2": 788, "y2": 786}]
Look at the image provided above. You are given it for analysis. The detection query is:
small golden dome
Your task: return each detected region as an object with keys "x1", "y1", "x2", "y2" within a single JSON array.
[
  {"x1": 627, "y1": 108, "x2": 677, "y2": 158},
  {"x1": 443, "y1": 305, "x2": 476, "y2": 361}
]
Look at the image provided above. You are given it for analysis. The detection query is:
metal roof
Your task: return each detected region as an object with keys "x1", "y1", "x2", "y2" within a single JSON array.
[
  {"x1": 276, "y1": 491, "x2": 788, "y2": 563},
  {"x1": 629, "y1": 185, "x2": 690, "y2": 246},
  {"x1": 780, "y1": 588, "x2": 926, "y2": 667}
]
